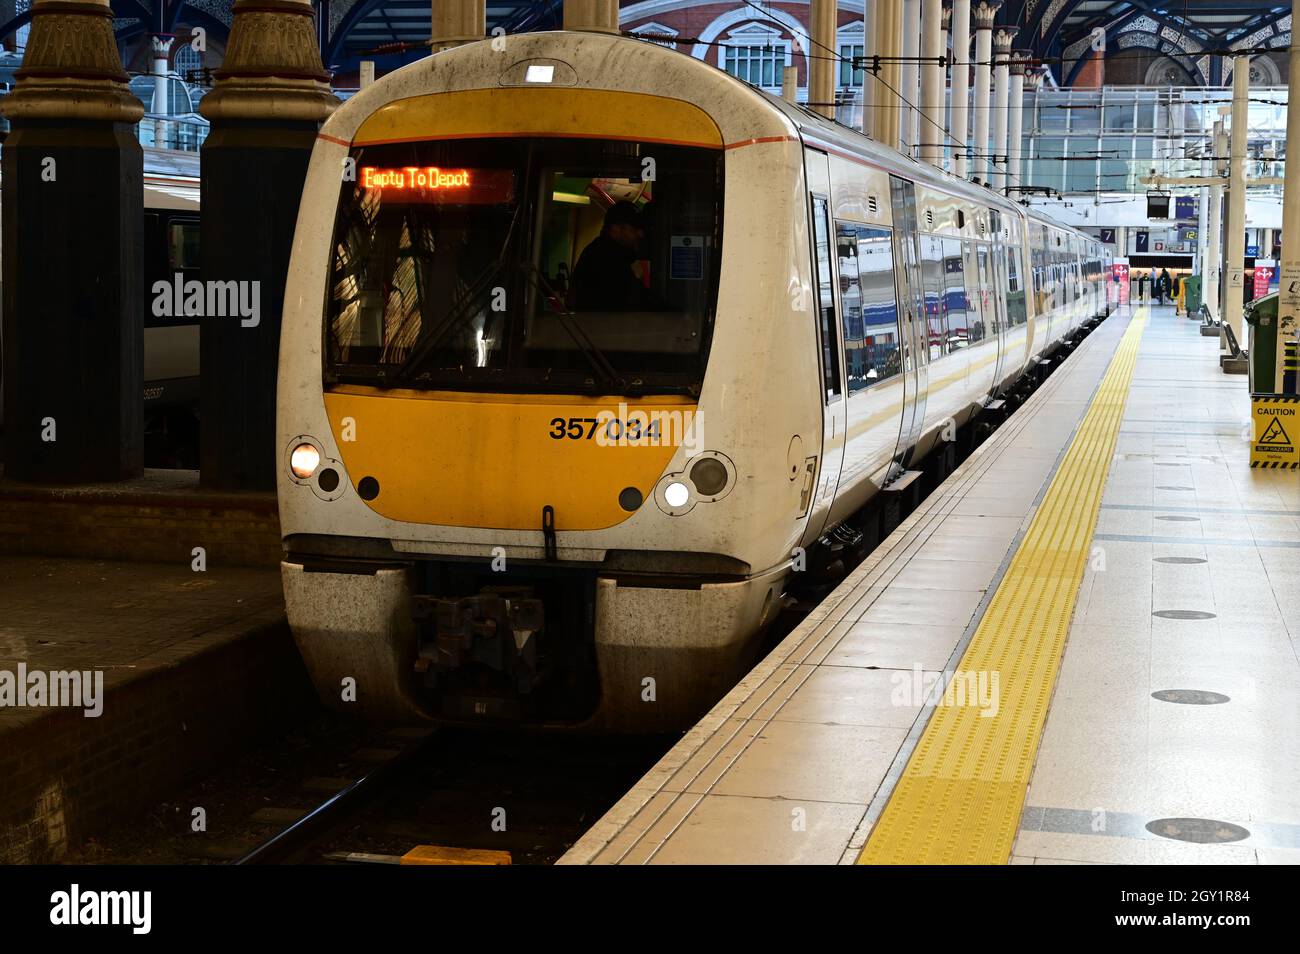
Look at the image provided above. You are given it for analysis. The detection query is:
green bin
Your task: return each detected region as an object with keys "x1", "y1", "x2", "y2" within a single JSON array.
[
  {"x1": 1245, "y1": 292, "x2": 1278, "y2": 394},
  {"x1": 1183, "y1": 275, "x2": 1202, "y2": 315}
]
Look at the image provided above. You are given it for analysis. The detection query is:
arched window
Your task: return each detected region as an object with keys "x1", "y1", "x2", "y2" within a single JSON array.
[{"x1": 173, "y1": 42, "x2": 205, "y2": 84}]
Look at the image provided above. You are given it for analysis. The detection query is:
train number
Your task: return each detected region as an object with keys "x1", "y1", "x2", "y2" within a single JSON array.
[{"x1": 548, "y1": 416, "x2": 662, "y2": 441}]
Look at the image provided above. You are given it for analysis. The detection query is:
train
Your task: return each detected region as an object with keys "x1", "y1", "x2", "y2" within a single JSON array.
[{"x1": 276, "y1": 30, "x2": 1112, "y2": 732}]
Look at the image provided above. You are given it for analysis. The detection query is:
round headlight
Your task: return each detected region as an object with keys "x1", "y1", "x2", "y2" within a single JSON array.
[
  {"x1": 664, "y1": 481, "x2": 690, "y2": 508},
  {"x1": 689, "y1": 457, "x2": 728, "y2": 496},
  {"x1": 290, "y1": 443, "x2": 320, "y2": 479}
]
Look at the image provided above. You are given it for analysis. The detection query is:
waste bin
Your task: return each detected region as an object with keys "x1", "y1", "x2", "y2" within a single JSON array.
[
  {"x1": 1183, "y1": 275, "x2": 1202, "y2": 316},
  {"x1": 1245, "y1": 291, "x2": 1278, "y2": 394}
]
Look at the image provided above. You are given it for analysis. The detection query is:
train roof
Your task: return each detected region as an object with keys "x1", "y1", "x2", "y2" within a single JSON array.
[{"x1": 756, "y1": 88, "x2": 1099, "y2": 246}]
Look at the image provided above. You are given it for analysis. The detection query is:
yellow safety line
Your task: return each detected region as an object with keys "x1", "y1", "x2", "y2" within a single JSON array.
[{"x1": 859, "y1": 309, "x2": 1148, "y2": 865}]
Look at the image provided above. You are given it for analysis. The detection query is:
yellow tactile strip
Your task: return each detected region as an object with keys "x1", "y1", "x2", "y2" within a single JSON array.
[{"x1": 859, "y1": 310, "x2": 1148, "y2": 865}]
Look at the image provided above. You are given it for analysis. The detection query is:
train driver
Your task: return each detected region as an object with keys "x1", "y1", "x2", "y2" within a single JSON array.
[{"x1": 568, "y1": 200, "x2": 651, "y2": 312}]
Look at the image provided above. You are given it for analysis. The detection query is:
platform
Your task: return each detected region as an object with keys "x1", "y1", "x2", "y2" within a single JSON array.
[
  {"x1": 0, "y1": 555, "x2": 309, "y2": 863},
  {"x1": 560, "y1": 304, "x2": 1300, "y2": 866}
]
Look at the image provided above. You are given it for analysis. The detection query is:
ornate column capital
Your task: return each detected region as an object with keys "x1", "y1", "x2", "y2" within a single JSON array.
[
  {"x1": 0, "y1": 0, "x2": 144, "y2": 123},
  {"x1": 993, "y1": 27, "x2": 1018, "y2": 56},
  {"x1": 150, "y1": 33, "x2": 175, "y2": 58},
  {"x1": 942, "y1": 5, "x2": 952, "y2": 31},
  {"x1": 200, "y1": 0, "x2": 337, "y2": 123},
  {"x1": 972, "y1": 1, "x2": 1003, "y2": 31},
  {"x1": 1023, "y1": 66, "x2": 1046, "y2": 91},
  {"x1": 1009, "y1": 50, "x2": 1031, "y2": 76}
]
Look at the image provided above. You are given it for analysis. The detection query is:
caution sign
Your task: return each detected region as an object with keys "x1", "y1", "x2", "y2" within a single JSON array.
[{"x1": 1251, "y1": 395, "x2": 1299, "y2": 469}]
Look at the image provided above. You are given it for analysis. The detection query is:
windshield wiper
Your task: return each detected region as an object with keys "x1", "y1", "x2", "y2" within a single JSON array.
[
  {"x1": 388, "y1": 260, "x2": 507, "y2": 387},
  {"x1": 517, "y1": 260, "x2": 627, "y2": 393}
]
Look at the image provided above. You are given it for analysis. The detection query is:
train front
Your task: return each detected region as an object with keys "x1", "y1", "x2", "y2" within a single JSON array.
[{"x1": 276, "y1": 33, "x2": 818, "y2": 731}]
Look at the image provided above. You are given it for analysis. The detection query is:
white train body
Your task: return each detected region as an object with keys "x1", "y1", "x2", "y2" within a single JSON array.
[{"x1": 276, "y1": 32, "x2": 1111, "y2": 730}]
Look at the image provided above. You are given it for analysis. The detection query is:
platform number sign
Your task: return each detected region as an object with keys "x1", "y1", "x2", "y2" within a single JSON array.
[{"x1": 1250, "y1": 395, "x2": 1298, "y2": 469}]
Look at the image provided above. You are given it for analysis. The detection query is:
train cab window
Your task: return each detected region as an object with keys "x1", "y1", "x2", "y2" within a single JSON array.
[
  {"x1": 811, "y1": 196, "x2": 842, "y2": 402},
  {"x1": 167, "y1": 219, "x2": 200, "y2": 272},
  {"x1": 836, "y1": 222, "x2": 901, "y2": 392},
  {"x1": 325, "y1": 137, "x2": 723, "y2": 396}
]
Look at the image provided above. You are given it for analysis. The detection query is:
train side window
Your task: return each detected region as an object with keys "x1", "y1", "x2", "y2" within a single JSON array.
[
  {"x1": 811, "y1": 196, "x2": 841, "y2": 402},
  {"x1": 920, "y1": 234, "x2": 947, "y2": 359},
  {"x1": 837, "y1": 221, "x2": 901, "y2": 392},
  {"x1": 1006, "y1": 249, "x2": 1028, "y2": 326},
  {"x1": 167, "y1": 218, "x2": 200, "y2": 272},
  {"x1": 942, "y1": 238, "x2": 968, "y2": 349}
]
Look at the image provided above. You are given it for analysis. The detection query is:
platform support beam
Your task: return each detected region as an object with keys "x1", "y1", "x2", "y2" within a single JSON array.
[
  {"x1": 1277, "y1": 34, "x2": 1300, "y2": 392},
  {"x1": 0, "y1": 0, "x2": 145, "y2": 483},
  {"x1": 562, "y1": 0, "x2": 617, "y2": 34},
  {"x1": 919, "y1": 0, "x2": 944, "y2": 167},
  {"x1": 1224, "y1": 57, "x2": 1250, "y2": 354},
  {"x1": 948, "y1": 0, "x2": 972, "y2": 177},
  {"x1": 198, "y1": 0, "x2": 337, "y2": 490},
  {"x1": 990, "y1": 26, "x2": 1014, "y2": 192},
  {"x1": 1006, "y1": 51, "x2": 1027, "y2": 194},
  {"x1": 970, "y1": 2, "x2": 999, "y2": 183},
  {"x1": 809, "y1": 0, "x2": 836, "y2": 120}
]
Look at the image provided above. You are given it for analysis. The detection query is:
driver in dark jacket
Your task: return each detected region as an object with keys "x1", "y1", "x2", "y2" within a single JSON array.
[{"x1": 568, "y1": 201, "x2": 648, "y2": 311}]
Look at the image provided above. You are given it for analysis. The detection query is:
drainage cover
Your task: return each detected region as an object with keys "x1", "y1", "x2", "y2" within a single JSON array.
[{"x1": 1145, "y1": 817, "x2": 1249, "y2": 844}]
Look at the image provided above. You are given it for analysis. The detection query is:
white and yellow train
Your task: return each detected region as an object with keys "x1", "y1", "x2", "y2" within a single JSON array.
[{"x1": 277, "y1": 31, "x2": 1112, "y2": 731}]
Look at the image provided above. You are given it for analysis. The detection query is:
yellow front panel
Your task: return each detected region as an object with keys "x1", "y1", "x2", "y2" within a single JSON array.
[
  {"x1": 324, "y1": 386, "x2": 695, "y2": 531},
  {"x1": 352, "y1": 88, "x2": 724, "y2": 149}
]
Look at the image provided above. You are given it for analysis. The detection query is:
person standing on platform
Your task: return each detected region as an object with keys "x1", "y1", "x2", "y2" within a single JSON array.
[{"x1": 1157, "y1": 268, "x2": 1172, "y2": 305}]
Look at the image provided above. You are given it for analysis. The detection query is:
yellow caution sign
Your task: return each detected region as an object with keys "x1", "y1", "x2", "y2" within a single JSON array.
[{"x1": 1251, "y1": 395, "x2": 1299, "y2": 469}]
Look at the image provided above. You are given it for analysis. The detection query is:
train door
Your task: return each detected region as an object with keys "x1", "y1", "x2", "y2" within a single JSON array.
[
  {"x1": 987, "y1": 214, "x2": 1011, "y2": 393},
  {"x1": 889, "y1": 176, "x2": 927, "y2": 471},
  {"x1": 803, "y1": 150, "x2": 846, "y2": 541}
]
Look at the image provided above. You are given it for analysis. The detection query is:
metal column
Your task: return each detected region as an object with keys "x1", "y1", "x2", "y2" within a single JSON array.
[
  {"x1": 920, "y1": 0, "x2": 944, "y2": 167},
  {"x1": 562, "y1": 0, "x2": 618, "y2": 32},
  {"x1": 809, "y1": 0, "x2": 837, "y2": 121},
  {"x1": 1224, "y1": 57, "x2": 1250, "y2": 353},
  {"x1": 949, "y1": 0, "x2": 972, "y2": 177},
  {"x1": 1207, "y1": 114, "x2": 1226, "y2": 324},
  {"x1": 901, "y1": 0, "x2": 921, "y2": 156},
  {"x1": 1007, "y1": 52, "x2": 1026, "y2": 194},
  {"x1": 1277, "y1": 33, "x2": 1300, "y2": 391},
  {"x1": 432, "y1": 0, "x2": 487, "y2": 47},
  {"x1": 991, "y1": 27, "x2": 1015, "y2": 192},
  {"x1": 971, "y1": 1, "x2": 999, "y2": 183}
]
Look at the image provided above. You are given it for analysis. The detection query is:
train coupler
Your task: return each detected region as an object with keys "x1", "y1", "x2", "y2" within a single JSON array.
[{"x1": 412, "y1": 590, "x2": 545, "y2": 694}]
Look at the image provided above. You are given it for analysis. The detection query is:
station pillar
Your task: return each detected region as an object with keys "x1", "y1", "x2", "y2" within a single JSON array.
[
  {"x1": 1224, "y1": 57, "x2": 1249, "y2": 357},
  {"x1": 919, "y1": 0, "x2": 944, "y2": 167},
  {"x1": 948, "y1": 0, "x2": 972, "y2": 178},
  {"x1": 970, "y1": 2, "x2": 1000, "y2": 184},
  {"x1": 197, "y1": 0, "x2": 337, "y2": 490},
  {"x1": 901, "y1": 0, "x2": 920, "y2": 156},
  {"x1": 859, "y1": 0, "x2": 875, "y2": 134},
  {"x1": 1277, "y1": 32, "x2": 1300, "y2": 392},
  {"x1": 809, "y1": 0, "x2": 837, "y2": 121},
  {"x1": 432, "y1": 0, "x2": 486, "y2": 48},
  {"x1": 563, "y1": 0, "x2": 618, "y2": 33},
  {"x1": 990, "y1": 27, "x2": 1015, "y2": 192},
  {"x1": 871, "y1": 0, "x2": 902, "y2": 150},
  {"x1": 1207, "y1": 113, "x2": 1227, "y2": 323},
  {"x1": 0, "y1": 0, "x2": 145, "y2": 483},
  {"x1": 1006, "y1": 52, "x2": 1027, "y2": 194}
]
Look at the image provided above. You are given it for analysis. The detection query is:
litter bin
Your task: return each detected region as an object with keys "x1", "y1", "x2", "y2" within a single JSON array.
[
  {"x1": 1245, "y1": 291, "x2": 1278, "y2": 394},
  {"x1": 1183, "y1": 275, "x2": 1202, "y2": 316}
]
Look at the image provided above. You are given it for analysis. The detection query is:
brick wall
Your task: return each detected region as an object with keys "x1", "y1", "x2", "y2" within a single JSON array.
[
  {"x1": 0, "y1": 478, "x2": 281, "y2": 567},
  {"x1": 0, "y1": 612, "x2": 314, "y2": 863}
]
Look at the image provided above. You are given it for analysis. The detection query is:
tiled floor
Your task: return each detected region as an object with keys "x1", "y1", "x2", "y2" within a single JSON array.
[{"x1": 560, "y1": 305, "x2": 1300, "y2": 865}]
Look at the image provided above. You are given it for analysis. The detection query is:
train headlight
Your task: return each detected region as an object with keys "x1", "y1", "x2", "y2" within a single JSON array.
[
  {"x1": 689, "y1": 458, "x2": 728, "y2": 496},
  {"x1": 664, "y1": 481, "x2": 690, "y2": 507},
  {"x1": 290, "y1": 443, "x2": 321, "y2": 479}
]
